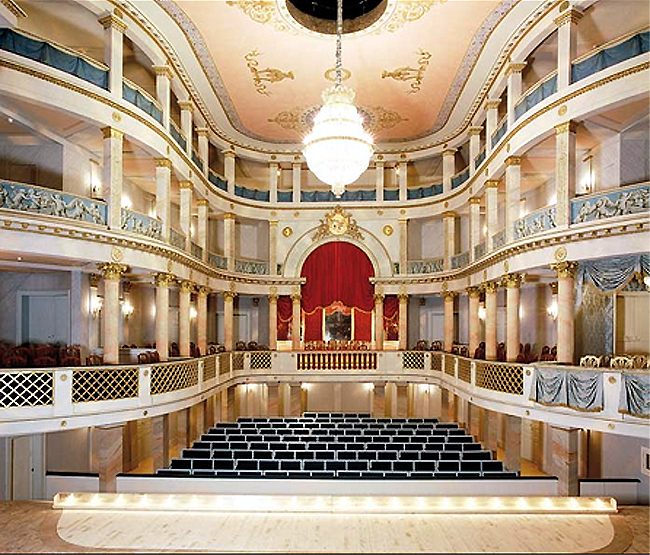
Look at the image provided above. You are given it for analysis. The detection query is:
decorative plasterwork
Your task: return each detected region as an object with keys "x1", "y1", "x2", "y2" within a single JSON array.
[
  {"x1": 312, "y1": 206, "x2": 364, "y2": 242},
  {"x1": 244, "y1": 50, "x2": 294, "y2": 96},
  {"x1": 381, "y1": 49, "x2": 432, "y2": 94}
]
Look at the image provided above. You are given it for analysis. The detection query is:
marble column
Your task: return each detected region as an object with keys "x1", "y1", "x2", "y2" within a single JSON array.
[
  {"x1": 442, "y1": 148, "x2": 456, "y2": 194},
  {"x1": 177, "y1": 408, "x2": 189, "y2": 449},
  {"x1": 398, "y1": 160, "x2": 408, "y2": 202},
  {"x1": 372, "y1": 383, "x2": 385, "y2": 417},
  {"x1": 101, "y1": 126, "x2": 123, "y2": 230},
  {"x1": 374, "y1": 293, "x2": 384, "y2": 350},
  {"x1": 505, "y1": 156, "x2": 521, "y2": 243},
  {"x1": 483, "y1": 281, "x2": 498, "y2": 361},
  {"x1": 399, "y1": 218, "x2": 408, "y2": 275},
  {"x1": 291, "y1": 293, "x2": 302, "y2": 350},
  {"x1": 223, "y1": 290, "x2": 236, "y2": 351},
  {"x1": 220, "y1": 389, "x2": 229, "y2": 422},
  {"x1": 485, "y1": 180, "x2": 500, "y2": 251},
  {"x1": 553, "y1": 261, "x2": 578, "y2": 364},
  {"x1": 178, "y1": 280, "x2": 193, "y2": 357},
  {"x1": 197, "y1": 199, "x2": 209, "y2": 262},
  {"x1": 486, "y1": 410, "x2": 499, "y2": 457},
  {"x1": 477, "y1": 406, "x2": 488, "y2": 445},
  {"x1": 398, "y1": 293, "x2": 409, "y2": 350},
  {"x1": 92, "y1": 424, "x2": 124, "y2": 492},
  {"x1": 292, "y1": 160, "x2": 301, "y2": 203},
  {"x1": 485, "y1": 99, "x2": 500, "y2": 154},
  {"x1": 442, "y1": 291, "x2": 456, "y2": 352},
  {"x1": 443, "y1": 211, "x2": 456, "y2": 271},
  {"x1": 224, "y1": 212, "x2": 235, "y2": 272},
  {"x1": 153, "y1": 65, "x2": 172, "y2": 130},
  {"x1": 467, "y1": 286, "x2": 481, "y2": 356},
  {"x1": 154, "y1": 158, "x2": 172, "y2": 241},
  {"x1": 551, "y1": 426, "x2": 579, "y2": 495},
  {"x1": 196, "y1": 128, "x2": 209, "y2": 177},
  {"x1": 506, "y1": 62, "x2": 526, "y2": 127},
  {"x1": 269, "y1": 162, "x2": 279, "y2": 204},
  {"x1": 385, "y1": 382, "x2": 398, "y2": 418},
  {"x1": 505, "y1": 273, "x2": 523, "y2": 362},
  {"x1": 98, "y1": 263, "x2": 126, "y2": 365},
  {"x1": 440, "y1": 388, "x2": 449, "y2": 422},
  {"x1": 555, "y1": 120, "x2": 578, "y2": 227},
  {"x1": 151, "y1": 415, "x2": 169, "y2": 472},
  {"x1": 269, "y1": 220, "x2": 278, "y2": 276},
  {"x1": 154, "y1": 272, "x2": 174, "y2": 361},
  {"x1": 98, "y1": 12, "x2": 126, "y2": 96},
  {"x1": 268, "y1": 293, "x2": 278, "y2": 350},
  {"x1": 178, "y1": 100, "x2": 193, "y2": 156},
  {"x1": 224, "y1": 149, "x2": 236, "y2": 195},
  {"x1": 469, "y1": 198, "x2": 482, "y2": 262},
  {"x1": 278, "y1": 383, "x2": 291, "y2": 417},
  {"x1": 468, "y1": 126, "x2": 482, "y2": 176},
  {"x1": 555, "y1": 8, "x2": 583, "y2": 90},
  {"x1": 179, "y1": 180, "x2": 193, "y2": 251},
  {"x1": 196, "y1": 286, "x2": 209, "y2": 356},
  {"x1": 375, "y1": 160, "x2": 385, "y2": 201},
  {"x1": 504, "y1": 414, "x2": 522, "y2": 473}
]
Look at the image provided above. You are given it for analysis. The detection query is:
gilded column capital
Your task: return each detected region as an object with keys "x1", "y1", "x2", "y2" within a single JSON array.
[
  {"x1": 223, "y1": 212, "x2": 236, "y2": 220},
  {"x1": 468, "y1": 126, "x2": 483, "y2": 136},
  {"x1": 554, "y1": 9, "x2": 583, "y2": 27},
  {"x1": 485, "y1": 180, "x2": 500, "y2": 189},
  {"x1": 440, "y1": 291, "x2": 456, "y2": 301},
  {"x1": 374, "y1": 293, "x2": 385, "y2": 304},
  {"x1": 442, "y1": 211, "x2": 457, "y2": 219},
  {"x1": 505, "y1": 156, "x2": 521, "y2": 167},
  {"x1": 153, "y1": 272, "x2": 175, "y2": 287},
  {"x1": 154, "y1": 158, "x2": 172, "y2": 169},
  {"x1": 223, "y1": 290, "x2": 238, "y2": 301},
  {"x1": 481, "y1": 281, "x2": 499, "y2": 293},
  {"x1": 101, "y1": 126, "x2": 123, "y2": 140},
  {"x1": 268, "y1": 294, "x2": 279, "y2": 303},
  {"x1": 152, "y1": 65, "x2": 174, "y2": 79},
  {"x1": 398, "y1": 293, "x2": 409, "y2": 302},
  {"x1": 97, "y1": 262, "x2": 127, "y2": 280},
  {"x1": 269, "y1": 220, "x2": 278, "y2": 227},
  {"x1": 549, "y1": 281, "x2": 559, "y2": 295},
  {"x1": 505, "y1": 62, "x2": 526, "y2": 76},
  {"x1": 555, "y1": 120, "x2": 578, "y2": 135},
  {"x1": 98, "y1": 13, "x2": 127, "y2": 32},
  {"x1": 179, "y1": 180, "x2": 193, "y2": 190},
  {"x1": 223, "y1": 149, "x2": 236, "y2": 159},
  {"x1": 178, "y1": 100, "x2": 193, "y2": 111},
  {"x1": 88, "y1": 273, "x2": 101, "y2": 288},
  {"x1": 178, "y1": 280, "x2": 195, "y2": 293},
  {"x1": 469, "y1": 197, "x2": 482, "y2": 205},
  {"x1": 466, "y1": 286, "x2": 481, "y2": 298},
  {"x1": 552, "y1": 261, "x2": 579, "y2": 278},
  {"x1": 196, "y1": 127, "x2": 209, "y2": 137},
  {"x1": 502, "y1": 273, "x2": 524, "y2": 288},
  {"x1": 485, "y1": 99, "x2": 501, "y2": 110},
  {"x1": 291, "y1": 293, "x2": 302, "y2": 302},
  {"x1": 196, "y1": 199, "x2": 210, "y2": 207},
  {"x1": 197, "y1": 286, "x2": 211, "y2": 297}
]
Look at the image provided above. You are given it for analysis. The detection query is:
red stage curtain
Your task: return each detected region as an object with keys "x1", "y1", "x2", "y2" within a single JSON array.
[
  {"x1": 384, "y1": 295, "x2": 399, "y2": 341},
  {"x1": 353, "y1": 308, "x2": 372, "y2": 342},
  {"x1": 304, "y1": 308, "x2": 323, "y2": 341},
  {"x1": 277, "y1": 296, "x2": 292, "y2": 340},
  {"x1": 301, "y1": 242, "x2": 375, "y2": 341}
]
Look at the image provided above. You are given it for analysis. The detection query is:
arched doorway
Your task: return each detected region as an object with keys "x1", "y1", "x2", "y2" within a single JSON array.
[{"x1": 300, "y1": 242, "x2": 375, "y2": 343}]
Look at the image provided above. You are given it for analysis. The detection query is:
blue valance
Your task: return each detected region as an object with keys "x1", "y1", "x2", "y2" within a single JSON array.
[
  {"x1": 170, "y1": 123, "x2": 187, "y2": 151},
  {"x1": 491, "y1": 120, "x2": 507, "y2": 148},
  {"x1": 407, "y1": 184, "x2": 443, "y2": 199},
  {"x1": 383, "y1": 189, "x2": 399, "y2": 201},
  {"x1": 191, "y1": 151, "x2": 204, "y2": 171},
  {"x1": 451, "y1": 169, "x2": 469, "y2": 190},
  {"x1": 619, "y1": 373, "x2": 650, "y2": 418},
  {"x1": 301, "y1": 189, "x2": 376, "y2": 202},
  {"x1": 532, "y1": 367, "x2": 604, "y2": 411},
  {"x1": 474, "y1": 150, "x2": 486, "y2": 169},
  {"x1": 122, "y1": 82, "x2": 163, "y2": 124},
  {"x1": 234, "y1": 185, "x2": 270, "y2": 202},
  {"x1": 515, "y1": 74, "x2": 557, "y2": 120},
  {"x1": 0, "y1": 28, "x2": 108, "y2": 90},
  {"x1": 572, "y1": 31, "x2": 649, "y2": 83},
  {"x1": 208, "y1": 171, "x2": 228, "y2": 192},
  {"x1": 277, "y1": 191, "x2": 293, "y2": 203}
]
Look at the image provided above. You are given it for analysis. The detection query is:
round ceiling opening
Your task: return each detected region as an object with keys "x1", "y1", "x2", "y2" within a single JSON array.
[{"x1": 286, "y1": 0, "x2": 388, "y2": 34}]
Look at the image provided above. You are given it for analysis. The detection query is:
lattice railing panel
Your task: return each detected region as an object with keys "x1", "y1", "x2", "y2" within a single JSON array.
[
  {"x1": 475, "y1": 362, "x2": 523, "y2": 395},
  {"x1": 150, "y1": 360, "x2": 199, "y2": 395},
  {"x1": 0, "y1": 371, "x2": 53, "y2": 407},
  {"x1": 431, "y1": 353, "x2": 442, "y2": 372},
  {"x1": 232, "y1": 353, "x2": 245, "y2": 371},
  {"x1": 297, "y1": 352, "x2": 377, "y2": 371},
  {"x1": 403, "y1": 351, "x2": 425, "y2": 370},
  {"x1": 72, "y1": 368, "x2": 138, "y2": 403},
  {"x1": 457, "y1": 358, "x2": 472, "y2": 383},
  {"x1": 202, "y1": 356, "x2": 216, "y2": 382},
  {"x1": 444, "y1": 354, "x2": 456, "y2": 376},
  {"x1": 250, "y1": 351, "x2": 272, "y2": 370},
  {"x1": 218, "y1": 353, "x2": 231, "y2": 375}
]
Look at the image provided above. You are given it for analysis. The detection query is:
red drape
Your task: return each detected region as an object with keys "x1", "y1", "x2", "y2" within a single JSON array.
[
  {"x1": 384, "y1": 295, "x2": 399, "y2": 341},
  {"x1": 301, "y1": 242, "x2": 375, "y2": 341},
  {"x1": 277, "y1": 296, "x2": 292, "y2": 340},
  {"x1": 353, "y1": 308, "x2": 372, "y2": 341},
  {"x1": 304, "y1": 308, "x2": 323, "y2": 341}
]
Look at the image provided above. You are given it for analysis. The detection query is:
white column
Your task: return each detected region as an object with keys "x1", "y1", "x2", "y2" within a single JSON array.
[
  {"x1": 98, "y1": 12, "x2": 126, "y2": 96},
  {"x1": 443, "y1": 211, "x2": 456, "y2": 271},
  {"x1": 505, "y1": 156, "x2": 521, "y2": 243},
  {"x1": 467, "y1": 287, "x2": 481, "y2": 356},
  {"x1": 98, "y1": 263, "x2": 127, "y2": 365},
  {"x1": 442, "y1": 291, "x2": 456, "y2": 352},
  {"x1": 399, "y1": 218, "x2": 408, "y2": 275},
  {"x1": 269, "y1": 220, "x2": 278, "y2": 276},
  {"x1": 555, "y1": 8, "x2": 583, "y2": 90},
  {"x1": 224, "y1": 213, "x2": 235, "y2": 272},
  {"x1": 196, "y1": 128, "x2": 209, "y2": 177},
  {"x1": 223, "y1": 291, "x2": 236, "y2": 351},
  {"x1": 197, "y1": 199, "x2": 209, "y2": 262},
  {"x1": 469, "y1": 198, "x2": 481, "y2": 262},
  {"x1": 374, "y1": 293, "x2": 384, "y2": 350},
  {"x1": 398, "y1": 294, "x2": 408, "y2": 350},
  {"x1": 179, "y1": 181, "x2": 193, "y2": 251},
  {"x1": 468, "y1": 126, "x2": 482, "y2": 176},
  {"x1": 375, "y1": 160, "x2": 385, "y2": 202},
  {"x1": 291, "y1": 294, "x2": 301, "y2": 350},
  {"x1": 178, "y1": 280, "x2": 193, "y2": 358},
  {"x1": 442, "y1": 148, "x2": 456, "y2": 194},
  {"x1": 485, "y1": 100, "x2": 500, "y2": 154},
  {"x1": 553, "y1": 261, "x2": 578, "y2": 364},
  {"x1": 555, "y1": 121, "x2": 577, "y2": 227},
  {"x1": 506, "y1": 62, "x2": 526, "y2": 127},
  {"x1": 153, "y1": 65, "x2": 172, "y2": 131},
  {"x1": 101, "y1": 127, "x2": 123, "y2": 230},
  {"x1": 505, "y1": 274, "x2": 522, "y2": 362},
  {"x1": 154, "y1": 158, "x2": 171, "y2": 241},
  {"x1": 269, "y1": 162, "x2": 279, "y2": 204},
  {"x1": 179, "y1": 101, "x2": 193, "y2": 156},
  {"x1": 398, "y1": 160, "x2": 408, "y2": 202},
  {"x1": 292, "y1": 161, "x2": 301, "y2": 203},
  {"x1": 224, "y1": 150, "x2": 236, "y2": 195},
  {"x1": 154, "y1": 273, "x2": 174, "y2": 361},
  {"x1": 269, "y1": 293, "x2": 278, "y2": 350},
  {"x1": 197, "y1": 286, "x2": 209, "y2": 356},
  {"x1": 484, "y1": 282, "x2": 498, "y2": 361},
  {"x1": 485, "y1": 180, "x2": 499, "y2": 251}
]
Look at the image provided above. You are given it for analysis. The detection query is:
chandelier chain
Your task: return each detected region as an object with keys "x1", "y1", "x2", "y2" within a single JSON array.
[{"x1": 336, "y1": 0, "x2": 342, "y2": 89}]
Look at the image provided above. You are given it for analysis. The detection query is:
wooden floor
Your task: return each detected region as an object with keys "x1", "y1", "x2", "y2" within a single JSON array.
[{"x1": 0, "y1": 501, "x2": 647, "y2": 553}]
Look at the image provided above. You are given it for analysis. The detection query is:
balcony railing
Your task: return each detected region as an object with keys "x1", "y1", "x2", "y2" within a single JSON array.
[
  {"x1": 451, "y1": 251, "x2": 470, "y2": 270},
  {"x1": 122, "y1": 78, "x2": 163, "y2": 124},
  {"x1": 451, "y1": 168, "x2": 470, "y2": 190},
  {"x1": 571, "y1": 182, "x2": 649, "y2": 224},
  {"x1": 121, "y1": 208, "x2": 163, "y2": 240},
  {"x1": 514, "y1": 72, "x2": 557, "y2": 121},
  {"x1": 191, "y1": 150, "x2": 203, "y2": 171},
  {"x1": 277, "y1": 191, "x2": 293, "y2": 203},
  {"x1": 492, "y1": 228, "x2": 506, "y2": 250},
  {"x1": 0, "y1": 180, "x2": 107, "y2": 225},
  {"x1": 208, "y1": 169, "x2": 228, "y2": 192},
  {"x1": 474, "y1": 242, "x2": 486, "y2": 260},
  {"x1": 235, "y1": 184, "x2": 270, "y2": 202},
  {"x1": 474, "y1": 148, "x2": 486, "y2": 170},
  {"x1": 208, "y1": 252, "x2": 228, "y2": 270},
  {"x1": 170, "y1": 119, "x2": 187, "y2": 152},
  {"x1": 235, "y1": 258, "x2": 269, "y2": 275},
  {"x1": 169, "y1": 228, "x2": 186, "y2": 250},
  {"x1": 0, "y1": 28, "x2": 108, "y2": 89},
  {"x1": 407, "y1": 184, "x2": 443, "y2": 200},
  {"x1": 513, "y1": 205, "x2": 557, "y2": 240},
  {"x1": 191, "y1": 241, "x2": 203, "y2": 260},
  {"x1": 407, "y1": 258, "x2": 444, "y2": 274},
  {"x1": 301, "y1": 189, "x2": 377, "y2": 202},
  {"x1": 491, "y1": 116, "x2": 508, "y2": 148},
  {"x1": 297, "y1": 351, "x2": 377, "y2": 371}
]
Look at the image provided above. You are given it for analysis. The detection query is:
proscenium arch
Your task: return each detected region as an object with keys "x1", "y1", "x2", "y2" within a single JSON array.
[{"x1": 283, "y1": 226, "x2": 393, "y2": 279}]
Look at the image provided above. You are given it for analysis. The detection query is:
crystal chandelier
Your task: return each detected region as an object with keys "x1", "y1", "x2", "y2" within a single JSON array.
[{"x1": 303, "y1": 0, "x2": 373, "y2": 198}]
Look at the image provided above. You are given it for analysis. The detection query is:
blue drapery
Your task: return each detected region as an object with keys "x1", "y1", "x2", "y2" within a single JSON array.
[
  {"x1": 122, "y1": 82, "x2": 163, "y2": 124},
  {"x1": 277, "y1": 191, "x2": 293, "y2": 203},
  {"x1": 234, "y1": 185, "x2": 270, "y2": 202},
  {"x1": 451, "y1": 169, "x2": 470, "y2": 190},
  {"x1": 532, "y1": 367, "x2": 603, "y2": 411},
  {"x1": 619, "y1": 373, "x2": 650, "y2": 418},
  {"x1": 572, "y1": 31, "x2": 649, "y2": 83},
  {"x1": 170, "y1": 124, "x2": 187, "y2": 151},
  {"x1": 515, "y1": 74, "x2": 557, "y2": 120},
  {"x1": 300, "y1": 189, "x2": 376, "y2": 202},
  {"x1": 208, "y1": 171, "x2": 228, "y2": 192},
  {"x1": 0, "y1": 28, "x2": 108, "y2": 89},
  {"x1": 407, "y1": 184, "x2": 443, "y2": 199},
  {"x1": 384, "y1": 189, "x2": 399, "y2": 201}
]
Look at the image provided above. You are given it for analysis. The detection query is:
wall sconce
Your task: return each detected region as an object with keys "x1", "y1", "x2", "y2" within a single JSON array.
[
  {"x1": 90, "y1": 296, "x2": 103, "y2": 319},
  {"x1": 190, "y1": 307, "x2": 197, "y2": 320},
  {"x1": 121, "y1": 300, "x2": 134, "y2": 319},
  {"x1": 547, "y1": 299, "x2": 558, "y2": 320}
]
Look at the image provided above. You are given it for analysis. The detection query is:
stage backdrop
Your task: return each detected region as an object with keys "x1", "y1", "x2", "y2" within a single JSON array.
[{"x1": 300, "y1": 242, "x2": 375, "y2": 341}]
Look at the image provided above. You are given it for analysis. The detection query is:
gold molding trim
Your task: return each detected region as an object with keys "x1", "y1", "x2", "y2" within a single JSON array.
[{"x1": 1, "y1": 0, "x2": 26, "y2": 18}]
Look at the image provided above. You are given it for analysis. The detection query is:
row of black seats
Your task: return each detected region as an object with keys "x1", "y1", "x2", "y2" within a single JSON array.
[
  {"x1": 191, "y1": 441, "x2": 481, "y2": 452},
  {"x1": 169, "y1": 458, "x2": 504, "y2": 473}
]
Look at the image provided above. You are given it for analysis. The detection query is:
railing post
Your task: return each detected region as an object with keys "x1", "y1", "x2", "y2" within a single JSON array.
[
  {"x1": 454, "y1": 356, "x2": 459, "y2": 379},
  {"x1": 53, "y1": 369, "x2": 73, "y2": 417},
  {"x1": 244, "y1": 353, "x2": 251, "y2": 374},
  {"x1": 139, "y1": 365, "x2": 152, "y2": 406},
  {"x1": 197, "y1": 358, "x2": 205, "y2": 393},
  {"x1": 602, "y1": 370, "x2": 621, "y2": 418},
  {"x1": 522, "y1": 365, "x2": 534, "y2": 400},
  {"x1": 470, "y1": 361, "x2": 476, "y2": 386}
]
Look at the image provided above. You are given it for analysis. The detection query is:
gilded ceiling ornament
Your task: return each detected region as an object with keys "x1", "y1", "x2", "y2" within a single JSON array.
[
  {"x1": 313, "y1": 206, "x2": 364, "y2": 242},
  {"x1": 382, "y1": 1, "x2": 445, "y2": 33},
  {"x1": 282, "y1": 226, "x2": 293, "y2": 237},
  {"x1": 381, "y1": 49, "x2": 432, "y2": 94},
  {"x1": 244, "y1": 49, "x2": 294, "y2": 96},
  {"x1": 383, "y1": 225, "x2": 394, "y2": 236},
  {"x1": 226, "y1": 0, "x2": 294, "y2": 33},
  {"x1": 325, "y1": 67, "x2": 351, "y2": 82}
]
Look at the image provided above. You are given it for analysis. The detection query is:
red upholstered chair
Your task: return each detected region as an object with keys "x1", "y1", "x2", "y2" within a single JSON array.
[
  {"x1": 86, "y1": 354, "x2": 104, "y2": 366},
  {"x1": 4, "y1": 356, "x2": 27, "y2": 368},
  {"x1": 137, "y1": 352, "x2": 151, "y2": 364},
  {"x1": 33, "y1": 356, "x2": 57, "y2": 367}
]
